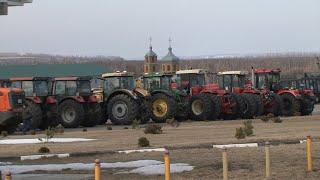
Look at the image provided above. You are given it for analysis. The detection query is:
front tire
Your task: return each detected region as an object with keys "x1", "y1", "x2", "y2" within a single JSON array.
[
  {"x1": 58, "y1": 100, "x2": 84, "y2": 128},
  {"x1": 239, "y1": 94, "x2": 256, "y2": 119},
  {"x1": 151, "y1": 93, "x2": 176, "y2": 123},
  {"x1": 25, "y1": 101, "x2": 43, "y2": 129},
  {"x1": 107, "y1": 94, "x2": 138, "y2": 125},
  {"x1": 301, "y1": 97, "x2": 314, "y2": 115},
  {"x1": 190, "y1": 93, "x2": 213, "y2": 121},
  {"x1": 281, "y1": 93, "x2": 300, "y2": 116}
]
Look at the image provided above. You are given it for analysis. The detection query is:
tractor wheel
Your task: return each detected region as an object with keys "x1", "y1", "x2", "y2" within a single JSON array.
[
  {"x1": 190, "y1": 93, "x2": 213, "y2": 121},
  {"x1": 301, "y1": 97, "x2": 314, "y2": 115},
  {"x1": 151, "y1": 93, "x2": 176, "y2": 123},
  {"x1": 58, "y1": 100, "x2": 84, "y2": 128},
  {"x1": 208, "y1": 94, "x2": 222, "y2": 120},
  {"x1": 82, "y1": 103, "x2": 102, "y2": 127},
  {"x1": 25, "y1": 101, "x2": 43, "y2": 129},
  {"x1": 280, "y1": 93, "x2": 300, "y2": 116},
  {"x1": 253, "y1": 94, "x2": 264, "y2": 116},
  {"x1": 222, "y1": 93, "x2": 242, "y2": 120},
  {"x1": 265, "y1": 93, "x2": 283, "y2": 116},
  {"x1": 239, "y1": 94, "x2": 256, "y2": 119},
  {"x1": 107, "y1": 94, "x2": 138, "y2": 125}
]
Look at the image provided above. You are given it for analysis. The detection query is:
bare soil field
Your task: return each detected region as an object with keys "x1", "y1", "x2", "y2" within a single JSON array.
[{"x1": 1, "y1": 106, "x2": 320, "y2": 179}]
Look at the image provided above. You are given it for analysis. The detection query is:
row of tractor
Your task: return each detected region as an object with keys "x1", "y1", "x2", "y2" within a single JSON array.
[
  {"x1": 0, "y1": 68, "x2": 316, "y2": 133},
  {"x1": 142, "y1": 68, "x2": 315, "y2": 123}
]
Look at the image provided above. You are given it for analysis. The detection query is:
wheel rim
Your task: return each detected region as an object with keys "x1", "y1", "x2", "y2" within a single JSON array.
[
  {"x1": 62, "y1": 107, "x2": 76, "y2": 123},
  {"x1": 152, "y1": 99, "x2": 168, "y2": 118},
  {"x1": 192, "y1": 99, "x2": 204, "y2": 115},
  {"x1": 112, "y1": 101, "x2": 128, "y2": 119}
]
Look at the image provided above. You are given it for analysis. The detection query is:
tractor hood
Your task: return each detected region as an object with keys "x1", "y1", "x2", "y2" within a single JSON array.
[{"x1": 134, "y1": 88, "x2": 150, "y2": 97}]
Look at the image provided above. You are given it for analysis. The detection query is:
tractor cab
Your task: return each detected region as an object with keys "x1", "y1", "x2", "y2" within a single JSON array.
[
  {"x1": 142, "y1": 72, "x2": 173, "y2": 91},
  {"x1": 254, "y1": 69, "x2": 281, "y2": 91},
  {"x1": 175, "y1": 69, "x2": 208, "y2": 95},
  {"x1": 101, "y1": 71, "x2": 136, "y2": 93},
  {"x1": 9, "y1": 77, "x2": 52, "y2": 99},
  {"x1": 217, "y1": 71, "x2": 250, "y2": 93}
]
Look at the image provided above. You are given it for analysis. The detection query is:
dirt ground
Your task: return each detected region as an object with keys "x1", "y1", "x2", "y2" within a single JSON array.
[{"x1": 1, "y1": 106, "x2": 320, "y2": 179}]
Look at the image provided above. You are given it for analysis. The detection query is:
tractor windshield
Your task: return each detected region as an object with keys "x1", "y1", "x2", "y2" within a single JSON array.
[
  {"x1": 176, "y1": 73, "x2": 205, "y2": 92},
  {"x1": 77, "y1": 80, "x2": 91, "y2": 94},
  {"x1": 104, "y1": 76, "x2": 135, "y2": 92},
  {"x1": 218, "y1": 74, "x2": 246, "y2": 90},
  {"x1": 34, "y1": 81, "x2": 49, "y2": 96},
  {"x1": 255, "y1": 73, "x2": 280, "y2": 90},
  {"x1": 143, "y1": 76, "x2": 171, "y2": 91}
]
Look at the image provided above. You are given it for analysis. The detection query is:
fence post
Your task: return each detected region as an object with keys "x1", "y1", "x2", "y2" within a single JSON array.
[
  {"x1": 265, "y1": 142, "x2": 271, "y2": 178},
  {"x1": 222, "y1": 147, "x2": 228, "y2": 180},
  {"x1": 4, "y1": 172, "x2": 11, "y2": 180},
  {"x1": 307, "y1": 136, "x2": 313, "y2": 172},
  {"x1": 164, "y1": 148, "x2": 170, "y2": 180},
  {"x1": 95, "y1": 159, "x2": 101, "y2": 180}
]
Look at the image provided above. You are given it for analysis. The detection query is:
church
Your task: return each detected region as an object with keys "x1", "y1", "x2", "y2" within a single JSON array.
[{"x1": 143, "y1": 39, "x2": 180, "y2": 74}]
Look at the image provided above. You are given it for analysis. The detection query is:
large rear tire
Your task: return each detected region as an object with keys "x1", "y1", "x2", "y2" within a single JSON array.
[
  {"x1": 190, "y1": 93, "x2": 213, "y2": 121},
  {"x1": 265, "y1": 93, "x2": 283, "y2": 116},
  {"x1": 239, "y1": 94, "x2": 256, "y2": 119},
  {"x1": 280, "y1": 93, "x2": 300, "y2": 116},
  {"x1": 151, "y1": 93, "x2": 176, "y2": 123},
  {"x1": 82, "y1": 103, "x2": 102, "y2": 127},
  {"x1": 25, "y1": 101, "x2": 43, "y2": 129},
  {"x1": 301, "y1": 97, "x2": 314, "y2": 115},
  {"x1": 107, "y1": 94, "x2": 138, "y2": 125},
  {"x1": 208, "y1": 94, "x2": 222, "y2": 120},
  {"x1": 58, "y1": 100, "x2": 84, "y2": 128},
  {"x1": 253, "y1": 94, "x2": 264, "y2": 116},
  {"x1": 222, "y1": 93, "x2": 241, "y2": 120}
]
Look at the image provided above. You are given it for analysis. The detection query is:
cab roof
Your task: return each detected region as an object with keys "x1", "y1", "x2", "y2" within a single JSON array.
[
  {"x1": 54, "y1": 76, "x2": 92, "y2": 81},
  {"x1": 218, "y1": 71, "x2": 249, "y2": 75},
  {"x1": 254, "y1": 68, "x2": 281, "y2": 74},
  {"x1": 9, "y1": 77, "x2": 51, "y2": 81},
  {"x1": 143, "y1": 72, "x2": 173, "y2": 78},
  {"x1": 176, "y1": 69, "x2": 209, "y2": 75},
  {"x1": 101, "y1": 71, "x2": 134, "y2": 78}
]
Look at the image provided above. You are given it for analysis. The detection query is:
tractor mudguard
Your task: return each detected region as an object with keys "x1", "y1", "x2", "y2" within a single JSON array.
[
  {"x1": 26, "y1": 96, "x2": 42, "y2": 104},
  {"x1": 151, "y1": 90, "x2": 174, "y2": 98},
  {"x1": 59, "y1": 96, "x2": 86, "y2": 104},
  {"x1": 277, "y1": 90, "x2": 302, "y2": 99}
]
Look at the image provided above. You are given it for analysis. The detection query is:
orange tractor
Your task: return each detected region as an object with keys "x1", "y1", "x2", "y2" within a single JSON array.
[{"x1": 0, "y1": 87, "x2": 25, "y2": 133}]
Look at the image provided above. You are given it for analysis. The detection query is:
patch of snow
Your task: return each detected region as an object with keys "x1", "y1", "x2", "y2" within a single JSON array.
[
  {"x1": 0, "y1": 160, "x2": 162, "y2": 174},
  {"x1": 0, "y1": 162, "x2": 12, "y2": 166},
  {"x1": 21, "y1": 154, "x2": 70, "y2": 161},
  {"x1": 0, "y1": 138, "x2": 95, "y2": 145},
  {"x1": 118, "y1": 148, "x2": 166, "y2": 154},
  {"x1": 213, "y1": 143, "x2": 258, "y2": 149},
  {"x1": 300, "y1": 140, "x2": 306, "y2": 144},
  {"x1": 128, "y1": 163, "x2": 194, "y2": 175}
]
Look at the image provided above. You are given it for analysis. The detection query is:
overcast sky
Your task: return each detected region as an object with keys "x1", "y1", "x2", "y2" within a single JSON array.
[{"x1": 1, "y1": 0, "x2": 319, "y2": 59}]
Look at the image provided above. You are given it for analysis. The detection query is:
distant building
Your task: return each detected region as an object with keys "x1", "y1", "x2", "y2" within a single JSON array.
[
  {"x1": 160, "y1": 41, "x2": 180, "y2": 73},
  {"x1": 143, "y1": 38, "x2": 180, "y2": 74},
  {"x1": 144, "y1": 45, "x2": 158, "y2": 74}
]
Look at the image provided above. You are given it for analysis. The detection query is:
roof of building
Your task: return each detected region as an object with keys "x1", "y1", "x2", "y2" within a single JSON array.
[
  {"x1": 161, "y1": 46, "x2": 179, "y2": 62},
  {"x1": 145, "y1": 46, "x2": 157, "y2": 57},
  {"x1": 0, "y1": 64, "x2": 108, "y2": 78}
]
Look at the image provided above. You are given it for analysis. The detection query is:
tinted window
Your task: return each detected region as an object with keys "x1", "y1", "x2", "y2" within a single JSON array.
[
  {"x1": 11, "y1": 81, "x2": 22, "y2": 89},
  {"x1": 66, "y1": 81, "x2": 77, "y2": 96},
  {"x1": 22, "y1": 81, "x2": 34, "y2": 96},
  {"x1": 55, "y1": 81, "x2": 66, "y2": 95},
  {"x1": 34, "y1": 81, "x2": 48, "y2": 96},
  {"x1": 78, "y1": 81, "x2": 91, "y2": 94}
]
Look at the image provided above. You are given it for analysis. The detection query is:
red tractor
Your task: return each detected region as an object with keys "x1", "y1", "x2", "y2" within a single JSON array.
[
  {"x1": 51, "y1": 77, "x2": 102, "y2": 128},
  {"x1": 8, "y1": 77, "x2": 58, "y2": 129},
  {"x1": 175, "y1": 69, "x2": 244, "y2": 120},
  {"x1": 217, "y1": 71, "x2": 281, "y2": 117},
  {"x1": 254, "y1": 68, "x2": 315, "y2": 116}
]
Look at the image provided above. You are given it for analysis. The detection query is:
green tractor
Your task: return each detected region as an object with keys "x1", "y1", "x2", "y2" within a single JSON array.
[{"x1": 142, "y1": 72, "x2": 189, "y2": 122}]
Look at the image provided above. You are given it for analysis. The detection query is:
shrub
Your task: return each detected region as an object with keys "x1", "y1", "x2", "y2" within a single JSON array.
[
  {"x1": 144, "y1": 124, "x2": 163, "y2": 134},
  {"x1": 272, "y1": 117, "x2": 283, "y2": 123},
  {"x1": 55, "y1": 124, "x2": 64, "y2": 134},
  {"x1": 132, "y1": 119, "x2": 141, "y2": 129},
  {"x1": 30, "y1": 130, "x2": 36, "y2": 135},
  {"x1": 38, "y1": 146, "x2": 50, "y2": 153},
  {"x1": 138, "y1": 137, "x2": 150, "y2": 147},
  {"x1": 82, "y1": 128, "x2": 87, "y2": 132},
  {"x1": 166, "y1": 119, "x2": 180, "y2": 128},
  {"x1": 107, "y1": 126, "x2": 112, "y2": 130},
  {"x1": 123, "y1": 127, "x2": 129, "y2": 129},
  {"x1": 235, "y1": 127, "x2": 246, "y2": 139},
  {"x1": 1, "y1": 131, "x2": 8, "y2": 137},
  {"x1": 243, "y1": 120, "x2": 254, "y2": 136}
]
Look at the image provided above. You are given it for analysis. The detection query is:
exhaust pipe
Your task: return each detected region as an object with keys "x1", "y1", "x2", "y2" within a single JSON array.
[{"x1": 251, "y1": 66, "x2": 255, "y2": 89}]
